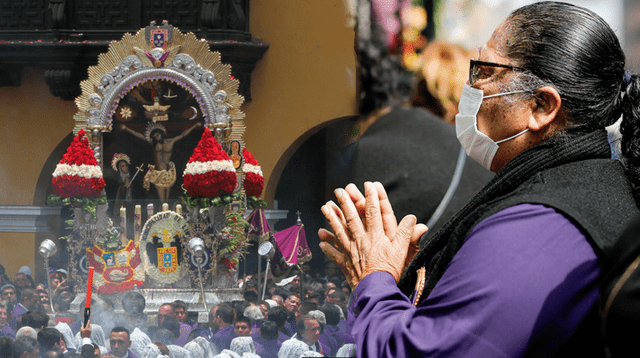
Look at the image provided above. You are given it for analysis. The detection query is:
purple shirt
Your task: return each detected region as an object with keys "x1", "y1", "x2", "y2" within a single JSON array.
[
  {"x1": 175, "y1": 322, "x2": 193, "y2": 346},
  {"x1": 10, "y1": 303, "x2": 27, "y2": 330},
  {"x1": 0, "y1": 324, "x2": 15, "y2": 338},
  {"x1": 348, "y1": 204, "x2": 600, "y2": 358},
  {"x1": 255, "y1": 338, "x2": 280, "y2": 358},
  {"x1": 212, "y1": 324, "x2": 236, "y2": 351}
]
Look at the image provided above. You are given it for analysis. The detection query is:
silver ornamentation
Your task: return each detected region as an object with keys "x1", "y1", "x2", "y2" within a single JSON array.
[
  {"x1": 98, "y1": 55, "x2": 147, "y2": 95},
  {"x1": 169, "y1": 53, "x2": 218, "y2": 92},
  {"x1": 97, "y1": 69, "x2": 215, "y2": 127},
  {"x1": 89, "y1": 93, "x2": 103, "y2": 106}
]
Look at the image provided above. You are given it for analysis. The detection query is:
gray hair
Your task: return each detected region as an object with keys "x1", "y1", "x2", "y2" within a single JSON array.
[
  {"x1": 0, "y1": 284, "x2": 15, "y2": 292},
  {"x1": 243, "y1": 305, "x2": 264, "y2": 322},
  {"x1": 307, "y1": 310, "x2": 326, "y2": 330}
]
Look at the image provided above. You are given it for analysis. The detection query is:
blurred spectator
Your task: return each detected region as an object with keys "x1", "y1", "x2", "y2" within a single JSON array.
[
  {"x1": 14, "y1": 267, "x2": 35, "y2": 294},
  {"x1": 108, "y1": 327, "x2": 136, "y2": 358},
  {"x1": 0, "y1": 301, "x2": 15, "y2": 339},
  {"x1": 37, "y1": 327, "x2": 63, "y2": 353},
  {"x1": 16, "y1": 326, "x2": 37, "y2": 340},
  {"x1": 266, "y1": 306, "x2": 289, "y2": 344},
  {"x1": 11, "y1": 288, "x2": 38, "y2": 329},
  {"x1": 233, "y1": 317, "x2": 252, "y2": 337},
  {"x1": 36, "y1": 289, "x2": 52, "y2": 314},
  {"x1": 255, "y1": 321, "x2": 280, "y2": 358},
  {"x1": 211, "y1": 304, "x2": 235, "y2": 351},
  {"x1": 0, "y1": 265, "x2": 10, "y2": 288},
  {"x1": 20, "y1": 311, "x2": 49, "y2": 331},
  {"x1": 12, "y1": 335, "x2": 38, "y2": 358},
  {"x1": 1, "y1": 285, "x2": 17, "y2": 307},
  {"x1": 0, "y1": 336, "x2": 13, "y2": 358}
]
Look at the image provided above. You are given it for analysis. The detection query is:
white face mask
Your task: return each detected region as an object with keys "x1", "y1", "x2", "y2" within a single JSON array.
[{"x1": 455, "y1": 83, "x2": 530, "y2": 170}]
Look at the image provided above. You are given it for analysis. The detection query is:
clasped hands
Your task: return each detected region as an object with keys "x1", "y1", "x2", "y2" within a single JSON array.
[{"x1": 318, "y1": 182, "x2": 428, "y2": 289}]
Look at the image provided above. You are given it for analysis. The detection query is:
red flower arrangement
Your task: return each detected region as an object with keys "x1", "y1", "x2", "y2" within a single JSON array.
[
  {"x1": 183, "y1": 128, "x2": 237, "y2": 198},
  {"x1": 220, "y1": 257, "x2": 237, "y2": 271},
  {"x1": 242, "y1": 147, "x2": 264, "y2": 198},
  {"x1": 51, "y1": 129, "x2": 105, "y2": 198}
]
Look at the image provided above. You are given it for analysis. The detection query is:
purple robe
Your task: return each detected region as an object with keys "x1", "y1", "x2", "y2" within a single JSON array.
[
  {"x1": 337, "y1": 320, "x2": 354, "y2": 344},
  {"x1": 0, "y1": 324, "x2": 15, "y2": 338},
  {"x1": 251, "y1": 321, "x2": 262, "y2": 338},
  {"x1": 277, "y1": 330, "x2": 290, "y2": 345},
  {"x1": 189, "y1": 326, "x2": 215, "y2": 342},
  {"x1": 175, "y1": 321, "x2": 193, "y2": 346},
  {"x1": 108, "y1": 349, "x2": 138, "y2": 358},
  {"x1": 324, "y1": 324, "x2": 344, "y2": 348},
  {"x1": 319, "y1": 333, "x2": 337, "y2": 357},
  {"x1": 255, "y1": 338, "x2": 280, "y2": 358},
  {"x1": 283, "y1": 315, "x2": 296, "y2": 337},
  {"x1": 348, "y1": 204, "x2": 600, "y2": 357},
  {"x1": 10, "y1": 303, "x2": 27, "y2": 329},
  {"x1": 212, "y1": 324, "x2": 236, "y2": 351}
]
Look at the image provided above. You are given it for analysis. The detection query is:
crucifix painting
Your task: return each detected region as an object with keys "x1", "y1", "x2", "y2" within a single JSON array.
[{"x1": 103, "y1": 79, "x2": 206, "y2": 214}]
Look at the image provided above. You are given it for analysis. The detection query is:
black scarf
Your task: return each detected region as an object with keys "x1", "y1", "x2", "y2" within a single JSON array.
[{"x1": 397, "y1": 128, "x2": 613, "y2": 298}]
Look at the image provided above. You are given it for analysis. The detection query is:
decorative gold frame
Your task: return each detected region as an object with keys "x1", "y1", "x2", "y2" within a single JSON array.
[
  {"x1": 66, "y1": 21, "x2": 250, "y2": 291},
  {"x1": 73, "y1": 21, "x2": 247, "y2": 160}
]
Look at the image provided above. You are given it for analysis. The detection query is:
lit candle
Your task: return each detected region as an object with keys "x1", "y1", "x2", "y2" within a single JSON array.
[
  {"x1": 176, "y1": 204, "x2": 182, "y2": 216},
  {"x1": 120, "y1": 207, "x2": 127, "y2": 246},
  {"x1": 162, "y1": 203, "x2": 169, "y2": 212},
  {"x1": 147, "y1": 204, "x2": 154, "y2": 219},
  {"x1": 134, "y1": 205, "x2": 141, "y2": 244}
]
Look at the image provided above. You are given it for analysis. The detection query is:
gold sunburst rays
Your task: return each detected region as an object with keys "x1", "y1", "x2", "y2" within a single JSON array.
[{"x1": 73, "y1": 23, "x2": 246, "y2": 139}]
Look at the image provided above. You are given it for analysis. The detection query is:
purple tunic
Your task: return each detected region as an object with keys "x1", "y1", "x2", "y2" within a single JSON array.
[
  {"x1": 10, "y1": 303, "x2": 27, "y2": 329},
  {"x1": 212, "y1": 324, "x2": 237, "y2": 351},
  {"x1": 348, "y1": 204, "x2": 600, "y2": 358},
  {"x1": 255, "y1": 338, "x2": 280, "y2": 358},
  {"x1": 324, "y1": 324, "x2": 344, "y2": 348},
  {"x1": 0, "y1": 324, "x2": 15, "y2": 338},
  {"x1": 175, "y1": 321, "x2": 193, "y2": 347}
]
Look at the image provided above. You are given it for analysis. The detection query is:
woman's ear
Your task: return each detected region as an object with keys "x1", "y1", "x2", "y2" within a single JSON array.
[{"x1": 528, "y1": 86, "x2": 562, "y2": 131}]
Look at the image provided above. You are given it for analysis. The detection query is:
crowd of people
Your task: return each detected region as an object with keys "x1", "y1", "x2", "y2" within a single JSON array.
[{"x1": 0, "y1": 262, "x2": 357, "y2": 358}]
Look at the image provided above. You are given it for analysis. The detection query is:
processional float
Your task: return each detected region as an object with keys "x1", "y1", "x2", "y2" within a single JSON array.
[{"x1": 47, "y1": 21, "x2": 268, "y2": 317}]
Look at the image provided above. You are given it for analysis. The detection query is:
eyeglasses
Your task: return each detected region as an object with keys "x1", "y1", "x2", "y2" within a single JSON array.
[{"x1": 469, "y1": 59, "x2": 527, "y2": 86}]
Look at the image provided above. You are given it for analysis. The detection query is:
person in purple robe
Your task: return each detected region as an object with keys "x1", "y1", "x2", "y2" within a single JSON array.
[
  {"x1": 305, "y1": 310, "x2": 337, "y2": 356},
  {"x1": 0, "y1": 301, "x2": 15, "y2": 339},
  {"x1": 1, "y1": 284, "x2": 17, "y2": 308},
  {"x1": 319, "y1": 2, "x2": 640, "y2": 357},
  {"x1": 320, "y1": 304, "x2": 344, "y2": 348},
  {"x1": 211, "y1": 304, "x2": 236, "y2": 351},
  {"x1": 37, "y1": 327, "x2": 66, "y2": 354},
  {"x1": 243, "y1": 305, "x2": 264, "y2": 339},
  {"x1": 292, "y1": 315, "x2": 324, "y2": 355},
  {"x1": 109, "y1": 327, "x2": 138, "y2": 358},
  {"x1": 264, "y1": 306, "x2": 290, "y2": 345},
  {"x1": 282, "y1": 294, "x2": 300, "y2": 336},
  {"x1": 188, "y1": 305, "x2": 219, "y2": 343},
  {"x1": 255, "y1": 321, "x2": 281, "y2": 358},
  {"x1": 11, "y1": 288, "x2": 38, "y2": 330}
]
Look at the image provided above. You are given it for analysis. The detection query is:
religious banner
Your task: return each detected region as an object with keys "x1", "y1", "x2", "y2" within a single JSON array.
[
  {"x1": 86, "y1": 240, "x2": 145, "y2": 294},
  {"x1": 272, "y1": 224, "x2": 312, "y2": 266},
  {"x1": 140, "y1": 211, "x2": 191, "y2": 283},
  {"x1": 247, "y1": 209, "x2": 271, "y2": 243}
]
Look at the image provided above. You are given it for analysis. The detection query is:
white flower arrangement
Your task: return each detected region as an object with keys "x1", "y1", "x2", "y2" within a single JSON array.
[
  {"x1": 184, "y1": 159, "x2": 235, "y2": 175},
  {"x1": 52, "y1": 163, "x2": 104, "y2": 179},
  {"x1": 242, "y1": 163, "x2": 263, "y2": 176}
]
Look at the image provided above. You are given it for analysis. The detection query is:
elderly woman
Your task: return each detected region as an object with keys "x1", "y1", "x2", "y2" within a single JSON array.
[{"x1": 319, "y1": 2, "x2": 640, "y2": 357}]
